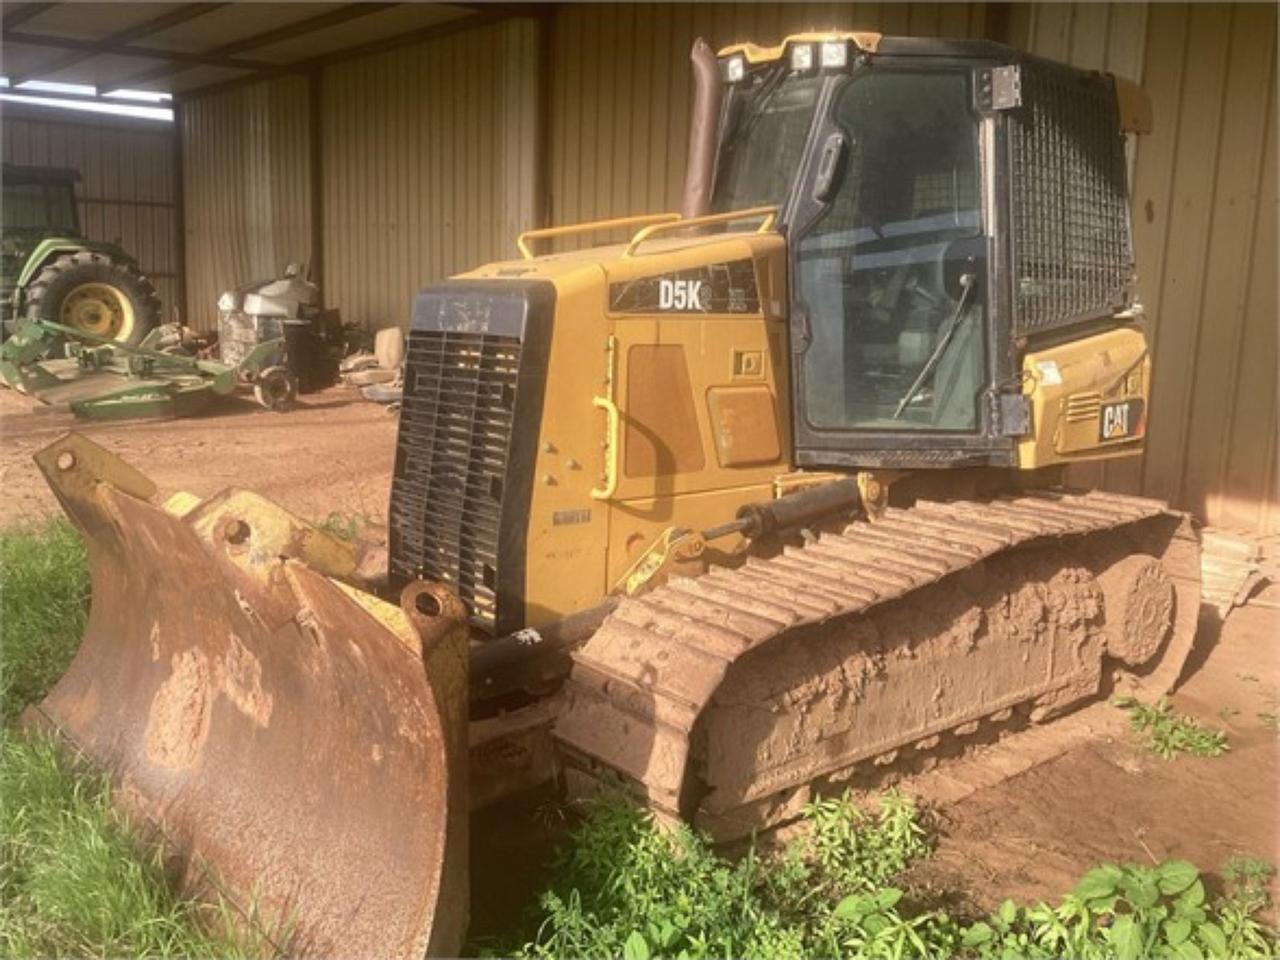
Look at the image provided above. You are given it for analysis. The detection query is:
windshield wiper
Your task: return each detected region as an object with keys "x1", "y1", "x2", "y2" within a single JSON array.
[{"x1": 891, "y1": 273, "x2": 976, "y2": 420}]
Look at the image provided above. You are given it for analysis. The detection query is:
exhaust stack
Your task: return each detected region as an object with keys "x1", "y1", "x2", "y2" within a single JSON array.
[{"x1": 680, "y1": 38, "x2": 722, "y2": 219}]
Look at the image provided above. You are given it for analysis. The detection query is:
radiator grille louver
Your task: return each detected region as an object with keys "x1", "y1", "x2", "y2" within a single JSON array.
[
  {"x1": 1010, "y1": 66, "x2": 1132, "y2": 334},
  {"x1": 1063, "y1": 391, "x2": 1102, "y2": 423},
  {"x1": 390, "y1": 330, "x2": 523, "y2": 631}
]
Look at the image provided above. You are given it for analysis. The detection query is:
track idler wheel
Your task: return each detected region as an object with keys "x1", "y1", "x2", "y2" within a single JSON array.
[{"x1": 1098, "y1": 553, "x2": 1175, "y2": 666}]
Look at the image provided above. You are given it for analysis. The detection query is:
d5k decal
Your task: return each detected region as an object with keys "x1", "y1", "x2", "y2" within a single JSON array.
[
  {"x1": 609, "y1": 259, "x2": 760, "y2": 314},
  {"x1": 659, "y1": 278, "x2": 708, "y2": 311}
]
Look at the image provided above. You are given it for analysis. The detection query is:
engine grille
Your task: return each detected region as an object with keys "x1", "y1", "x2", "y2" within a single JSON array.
[
  {"x1": 390, "y1": 329, "x2": 522, "y2": 631},
  {"x1": 1010, "y1": 65, "x2": 1132, "y2": 334}
]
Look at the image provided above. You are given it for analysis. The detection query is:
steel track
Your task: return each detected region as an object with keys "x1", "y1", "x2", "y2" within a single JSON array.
[{"x1": 555, "y1": 489, "x2": 1201, "y2": 837}]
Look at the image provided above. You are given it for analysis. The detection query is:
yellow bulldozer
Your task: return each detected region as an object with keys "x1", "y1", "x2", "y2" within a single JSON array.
[{"x1": 27, "y1": 31, "x2": 1198, "y2": 958}]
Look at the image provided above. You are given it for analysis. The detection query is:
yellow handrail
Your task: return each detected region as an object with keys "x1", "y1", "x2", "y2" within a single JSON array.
[
  {"x1": 590, "y1": 335, "x2": 620, "y2": 501},
  {"x1": 517, "y1": 213, "x2": 681, "y2": 260},
  {"x1": 621, "y1": 205, "x2": 779, "y2": 258}
]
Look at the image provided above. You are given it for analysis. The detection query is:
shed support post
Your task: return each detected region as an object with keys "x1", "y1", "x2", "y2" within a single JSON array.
[{"x1": 308, "y1": 66, "x2": 325, "y2": 297}]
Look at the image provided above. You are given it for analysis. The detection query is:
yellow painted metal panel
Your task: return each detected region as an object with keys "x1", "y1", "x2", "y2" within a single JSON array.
[
  {"x1": 1, "y1": 106, "x2": 179, "y2": 321},
  {"x1": 1017, "y1": 2, "x2": 1278, "y2": 533},
  {"x1": 321, "y1": 19, "x2": 539, "y2": 331},
  {"x1": 182, "y1": 75, "x2": 312, "y2": 331}
]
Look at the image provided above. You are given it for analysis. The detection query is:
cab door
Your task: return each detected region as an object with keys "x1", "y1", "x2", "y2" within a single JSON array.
[{"x1": 788, "y1": 65, "x2": 1009, "y2": 468}]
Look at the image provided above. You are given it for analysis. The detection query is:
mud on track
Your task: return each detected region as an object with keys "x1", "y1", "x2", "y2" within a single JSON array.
[{"x1": 0, "y1": 384, "x2": 398, "y2": 527}]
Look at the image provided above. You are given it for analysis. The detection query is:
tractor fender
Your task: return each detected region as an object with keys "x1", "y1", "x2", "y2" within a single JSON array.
[{"x1": 14, "y1": 237, "x2": 139, "y2": 292}]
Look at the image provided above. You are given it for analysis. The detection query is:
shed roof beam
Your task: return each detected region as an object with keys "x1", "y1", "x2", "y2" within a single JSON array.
[
  {"x1": 176, "y1": 6, "x2": 507, "y2": 101},
  {"x1": 2, "y1": 2, "x2": 57, "y2": 31},
  {"x1": 443, "y1": 2, "x2": 547, "y2": 16},
  {"x1": 4, "y1": 31, "x2": 276, "y2": 74},
  {"x1": 8, "y1": 3, "x2": 228, "y2": 87},
  {"x1": 109, "y1": 2, "x2": 399, "y2": 90}
]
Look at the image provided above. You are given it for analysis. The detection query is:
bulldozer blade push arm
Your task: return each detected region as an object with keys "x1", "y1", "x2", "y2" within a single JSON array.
[{"x1": 27, "y1": 433, "x2": 470, "y2": 958}]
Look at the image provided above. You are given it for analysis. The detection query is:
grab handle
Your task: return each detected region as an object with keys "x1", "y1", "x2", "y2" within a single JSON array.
[
  {"x1": 590, "y1": 395, "x2": 620, "y2": 501},
  {"x1": 517, "y1": 214, "x2": 680, "y2": 260},
  {"x1": 590, "y1": 335, "x2": 620, "y2": 501},
  {"x1": 621, "y1": 205, "x2": 778, "y2": 258}
]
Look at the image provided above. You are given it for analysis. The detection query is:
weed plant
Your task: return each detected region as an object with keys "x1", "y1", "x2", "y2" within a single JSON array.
[
  {"x1": 1115, "y1": 696, "x2": 1230, "y2": 759},
  {"x1": 317, "y1": 511, "x2": 362, "y2": 542},
  {"x1": 510, "y1": 792, "x2": 1277, "y2": 960}
]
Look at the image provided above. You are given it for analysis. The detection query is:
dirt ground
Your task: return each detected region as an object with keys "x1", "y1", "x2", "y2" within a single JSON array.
[
  {"x1": 0, "y1": 384, "x2": 398, "y2": 527},
  {"x1": 3, "y1": 381, "x2": 1277, "y2": 914},
  {"x1": 908, "y1": 591, "x2": 1280, "y2": 911}
]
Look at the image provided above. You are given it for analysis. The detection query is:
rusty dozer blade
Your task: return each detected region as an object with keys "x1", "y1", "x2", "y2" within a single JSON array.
[{"x1": 26, "y1": 432, "x2": 470, "y2": 958}]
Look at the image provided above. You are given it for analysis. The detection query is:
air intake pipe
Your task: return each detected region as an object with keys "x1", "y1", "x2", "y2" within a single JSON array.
[{"x1": 680, "y1": 37, "x2": 722, "y2": 219}]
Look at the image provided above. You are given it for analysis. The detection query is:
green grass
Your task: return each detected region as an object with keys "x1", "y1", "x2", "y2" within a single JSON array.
[
  {"x1": 0, "y1": 518, "x2": 251, "y2": 957},
  {"x1": 1115, "y1": 696, "x2": 1231, "y2": 759},
  {"x1": 0, "y1": 734, "x2": 256, "y2": 958},
  {"x1": 0, "y1": 518, "x2": 89, "y2": 726},
  {"x1": 502, "y1": 791, "x2": 1277, "y2": 960}
]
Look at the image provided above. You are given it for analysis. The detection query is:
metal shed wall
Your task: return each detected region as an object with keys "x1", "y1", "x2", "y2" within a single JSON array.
[
  {"x1": 321, "y1": 18, "x2": 539, "y2": 330},
  {"x1": 181, "y1": 75, "x2": 313, "y2": 331},
  {"x1": 1, "y1": 104, "x2": 180, "y2": 321},
  {"x1": 1013, "y1": 2, "x2": 1278, "y2": 535},
  {"x1": 547, "y1": 2, "x2": 990, "y2": 230}
]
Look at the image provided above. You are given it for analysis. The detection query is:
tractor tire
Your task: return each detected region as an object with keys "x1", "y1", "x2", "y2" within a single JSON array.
[{"x1": 24, "y1": 250, "x2": 161, "y2": 348}]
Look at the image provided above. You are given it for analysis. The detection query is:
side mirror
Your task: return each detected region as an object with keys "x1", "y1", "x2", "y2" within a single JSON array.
[{"x1": 811, "y1": 132, "x2": 847, "y2": 204}]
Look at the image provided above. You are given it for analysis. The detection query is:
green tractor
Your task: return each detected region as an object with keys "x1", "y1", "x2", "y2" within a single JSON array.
[{"x1": 2, "y1": 163, "x2": 161, "y2": 347}]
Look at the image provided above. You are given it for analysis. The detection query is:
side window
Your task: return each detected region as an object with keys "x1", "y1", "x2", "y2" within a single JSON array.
[
  {"x1": 713, "y1": 75, "x2": 823, "y2": 213},
  {"x1": 3, "y1": 184, "x2": 48, "y2": 229},
  {"x1": 47, "y1": 185, "x2": 78, "y2": 233},
  {"x1": 797, "y1": 71, "x2": 986, "y2": 432}
]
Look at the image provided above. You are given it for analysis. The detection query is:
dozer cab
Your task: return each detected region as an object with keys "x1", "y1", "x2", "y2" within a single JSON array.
[{"x1": 27, "y1": 33, "x2": 1198, "y2": 958}]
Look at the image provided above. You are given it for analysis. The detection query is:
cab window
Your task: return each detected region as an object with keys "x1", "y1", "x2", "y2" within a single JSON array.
[{"x1": 797, "y1": 70, "x2": 986, "y2": 432}]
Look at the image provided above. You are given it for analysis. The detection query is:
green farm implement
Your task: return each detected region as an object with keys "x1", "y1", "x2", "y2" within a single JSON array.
[{"x1": 0, "y1": 317, "x2": 285, "y2": 420}]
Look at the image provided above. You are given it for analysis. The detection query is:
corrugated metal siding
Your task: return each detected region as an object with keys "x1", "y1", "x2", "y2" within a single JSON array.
[
  {"x1": 182, "y1": 75, "x2": 312, "y2": 330},
  {"x1": 1, "y1": 105, "x2": 179, "y2": 320},
  {"x1": 548, "y1": 3, "x2": 990, "y2": 231},
  {"x1": 321, "y1": 18, "x2": 539, "y2": 330},
  {"x1": 1014, "y1": 3, "x2": 1278, "y2": 534}
]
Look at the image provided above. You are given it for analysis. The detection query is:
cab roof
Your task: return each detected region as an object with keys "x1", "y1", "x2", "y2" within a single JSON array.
[
  {"x1": 718, "y1": 31, "x2": 882, "y2": 62},
  {"x1": 714, "y1": 33, "x2": 1152, "y2": 133},
  {"x1": 716, "y1": 32, "x2": 1039, "y2": 64}
]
